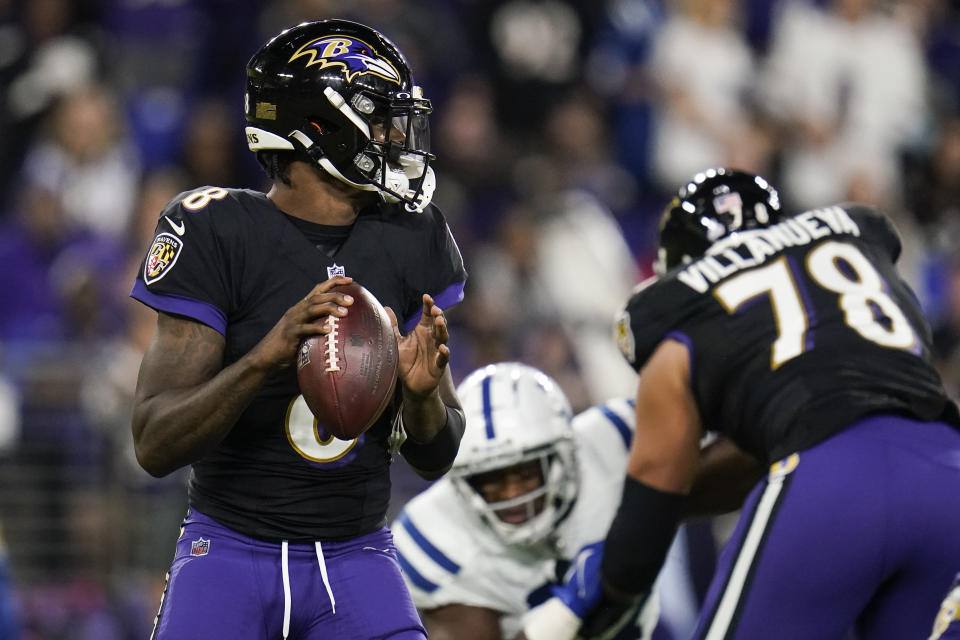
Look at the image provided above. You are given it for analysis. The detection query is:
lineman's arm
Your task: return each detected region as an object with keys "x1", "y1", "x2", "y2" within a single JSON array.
[{"x1": 601, "y1": 338, "x2": 701, "y2": 603}]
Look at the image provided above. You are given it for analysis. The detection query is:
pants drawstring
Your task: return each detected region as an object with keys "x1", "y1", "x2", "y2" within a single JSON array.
[
  {"x1": 314, "y1": 541, "x2": 337, "y2": 615},
  {"x1": 281, "y1": 539, "x2": 337, "y2": 639},
  {"x1": 281, "y1": 540, "x2": 292, "y2": 640}
]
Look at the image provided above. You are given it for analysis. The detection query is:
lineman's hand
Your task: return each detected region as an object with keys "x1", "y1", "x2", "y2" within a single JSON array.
[
  {"x1": 576, "y1": 592, "x2": 642, "y2": 640},
  {"x1": 248, "y1": 275, "x2": 354, "y2": 371}
]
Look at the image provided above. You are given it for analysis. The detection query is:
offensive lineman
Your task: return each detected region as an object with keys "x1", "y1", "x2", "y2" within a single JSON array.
[
  {"x1": 130, "y1": 20, "x2": 466, "y2": 640},
  {"x1": 594, "y1": 168, "x2": 960, "y2": 639}
]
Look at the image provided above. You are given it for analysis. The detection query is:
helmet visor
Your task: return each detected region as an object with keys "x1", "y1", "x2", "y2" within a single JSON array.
[
  {"x1": 391, "y1": 106, "x2": 431, "y2": 156},
  {"x1": 371, "y1": 97, "x2": 432, "y2": 176}
]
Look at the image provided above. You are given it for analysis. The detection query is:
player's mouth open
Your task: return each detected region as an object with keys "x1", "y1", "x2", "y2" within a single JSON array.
[{"x1": 496, "y1": 507, "x2": 533, "y2": 524}]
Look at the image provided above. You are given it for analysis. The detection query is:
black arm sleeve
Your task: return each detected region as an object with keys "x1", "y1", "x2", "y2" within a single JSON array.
[
  {"x1": 400, "y1": 405, "x2": 465, "y2": 476},
  {"x1": 602, "y1": 476, "x2": 684, "y2": 599}
]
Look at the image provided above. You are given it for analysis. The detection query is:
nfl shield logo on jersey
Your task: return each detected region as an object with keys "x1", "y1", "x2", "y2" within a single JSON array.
[
  {"x1": 190, "y1": 537, "x2": 210, "y2": 556},
  {"x1": 327, "y1": 263, "x2": 346, "y2": 279}
]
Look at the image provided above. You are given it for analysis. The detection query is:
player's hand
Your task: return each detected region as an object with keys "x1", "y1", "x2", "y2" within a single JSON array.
[
  {"x1": 385, "y1": 294, "x2": 449, "y2": 398},
  {"x1": 548, "y1": 541, "x2": 640, "y2": 640},
  {"x1": 552, "y1": 541, "x2": 605, "y2": 619},
  {"x1": 576, "y1": 593, "x2": 641, "y2": 640},
  {"x1": 522, "y1": 541, "x2": 608, "y2": 640},
  {"x1": 247, "y1": 276, "x2": 354, "y2": 372}
]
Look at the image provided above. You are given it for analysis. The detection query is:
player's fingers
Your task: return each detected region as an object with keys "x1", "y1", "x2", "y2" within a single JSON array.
[
  {"x1": 304, "y1": 290, "x2": 353, "y2": 309},
  {"x1": 300, "y1": 316, "x2": 335, "y2": 336},
  {"x1": 435, "y1": 343, "x2": 450, "y2": 370},
  {"x1": 417, "y1": 294, "x2": 436, "y2": 326},
  {"x1": 383, "y1": 306, "x2": 403, "y2": 340},
  {"x1": 315, "y1": 275, "x2": 352, "y2": 292},
  {"x1": 304, "y1": 302, "x2": 350, "y2": 322},
  {"x1": 433, "y1": 312, "x2": 449, "y2": 343}
]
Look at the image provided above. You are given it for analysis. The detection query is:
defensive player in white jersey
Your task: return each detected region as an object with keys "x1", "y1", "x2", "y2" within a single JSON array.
[{"x1": 392, "y1": 362, "x2": 661, "y2": 640}]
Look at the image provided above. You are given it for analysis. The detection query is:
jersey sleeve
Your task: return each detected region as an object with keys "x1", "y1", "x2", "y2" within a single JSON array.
[
  {"x1": 844, "y1": 204, "x2": 902, "y2": 263},
  {"x1": 615, "y1": 275, "x2": 696, "y2": 371},
  {"x1": 401, "y1": 205, "x2": 467, "y2": 332},
  {"x1": 129, "y1": 187, "x2": 236, "y2": 335},
  {"x1": 392, "y1": 484, "x2": 521, "y2": 614}
]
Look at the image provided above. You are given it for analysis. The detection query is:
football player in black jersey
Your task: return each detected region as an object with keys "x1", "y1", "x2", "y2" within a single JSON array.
[
  {"x1": 586, "y1": 168, "x2": 960, "y2": 639},
  {"x1": 129, "y1": 20, "x2": 467, "y2": 640}
]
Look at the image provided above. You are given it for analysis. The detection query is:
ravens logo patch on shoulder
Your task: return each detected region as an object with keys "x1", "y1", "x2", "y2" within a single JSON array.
[
  {"x1": 615, "y1": 308, "x2": 636, "y2": 364},
  {"x1": 144, "y1": 232, "x2": 184, "y2": 284}
]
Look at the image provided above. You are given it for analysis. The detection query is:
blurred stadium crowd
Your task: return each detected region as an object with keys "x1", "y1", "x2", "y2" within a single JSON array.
[{"x1": 0, "y1": 0, "x2": 959, "y2": 637}]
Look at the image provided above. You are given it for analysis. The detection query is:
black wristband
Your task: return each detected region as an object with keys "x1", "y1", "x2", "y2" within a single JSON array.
[
  {"x1": 602, "y1": 476, "x2": 684, "y2": 597},
  {"x1": 400, "y1": 405, "x2": 465, "y2": 473}
]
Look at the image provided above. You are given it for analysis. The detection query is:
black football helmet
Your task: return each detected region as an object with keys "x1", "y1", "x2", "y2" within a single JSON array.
[
  {"x1": 245, "y1": 20, "x2": 435, "y2": 212},
  {"x1": 655, "y1": 168, "x2": 782, "y2": 274}
]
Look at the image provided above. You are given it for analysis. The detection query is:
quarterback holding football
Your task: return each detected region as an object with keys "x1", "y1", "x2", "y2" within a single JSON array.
[{"x1": 130, "y1": 19, "x2": 466, "y2": 640}]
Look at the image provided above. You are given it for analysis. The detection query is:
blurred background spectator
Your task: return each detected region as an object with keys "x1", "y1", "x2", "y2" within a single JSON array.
[
  {"x1": 0, "y1": 0, "x2": 958, "y2": 638},
  {"x1": 760, "y1": 0, "x2": 928, "y2": 211},
  {"x1": 650, "y1": 0, "x2": 771, "y2": 190},
  {"x1": 21, "y1": 83, "x2": 141, "y2": 240}
]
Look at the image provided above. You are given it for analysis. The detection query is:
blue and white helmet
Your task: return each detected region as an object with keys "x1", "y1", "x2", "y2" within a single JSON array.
[{"x1": 450, "y1": 362, "x2": 579, "y2": 547}]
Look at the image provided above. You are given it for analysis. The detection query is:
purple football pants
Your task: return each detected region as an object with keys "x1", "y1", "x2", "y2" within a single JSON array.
[
  {"x1": 692, "y1": 415, "x2": 960, "y2": 640},
  {"x1": 151, "y1": 510, "x2": 426, "y2": 640}
]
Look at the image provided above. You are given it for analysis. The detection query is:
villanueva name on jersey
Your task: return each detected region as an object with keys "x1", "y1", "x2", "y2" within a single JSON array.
[{"x1": 678, "y1": 206, "x2": 862, "y2": 294}]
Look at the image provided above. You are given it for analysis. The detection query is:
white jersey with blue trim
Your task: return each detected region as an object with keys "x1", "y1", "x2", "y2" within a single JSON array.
[{"x1": 392, "y1": 398, "x2": 658, "y2": 638}]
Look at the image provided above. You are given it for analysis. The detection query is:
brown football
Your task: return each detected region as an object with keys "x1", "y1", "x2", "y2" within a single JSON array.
[{"x1": 296, "y1": 282, "x2": 399, "y2": 440}]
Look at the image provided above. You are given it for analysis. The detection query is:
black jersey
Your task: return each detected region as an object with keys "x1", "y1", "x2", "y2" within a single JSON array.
[
  {"x1": 617, "y1": 204, "x2": 957, "y2": 463},
  {"x1": 131, "y1": 187, "x2": 467, "y2": 541}
]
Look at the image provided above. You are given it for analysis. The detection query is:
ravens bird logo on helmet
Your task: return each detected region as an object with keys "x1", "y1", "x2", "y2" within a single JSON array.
[{"x1": 288, "y1": 36, "x2": 402, "y2": 85}]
